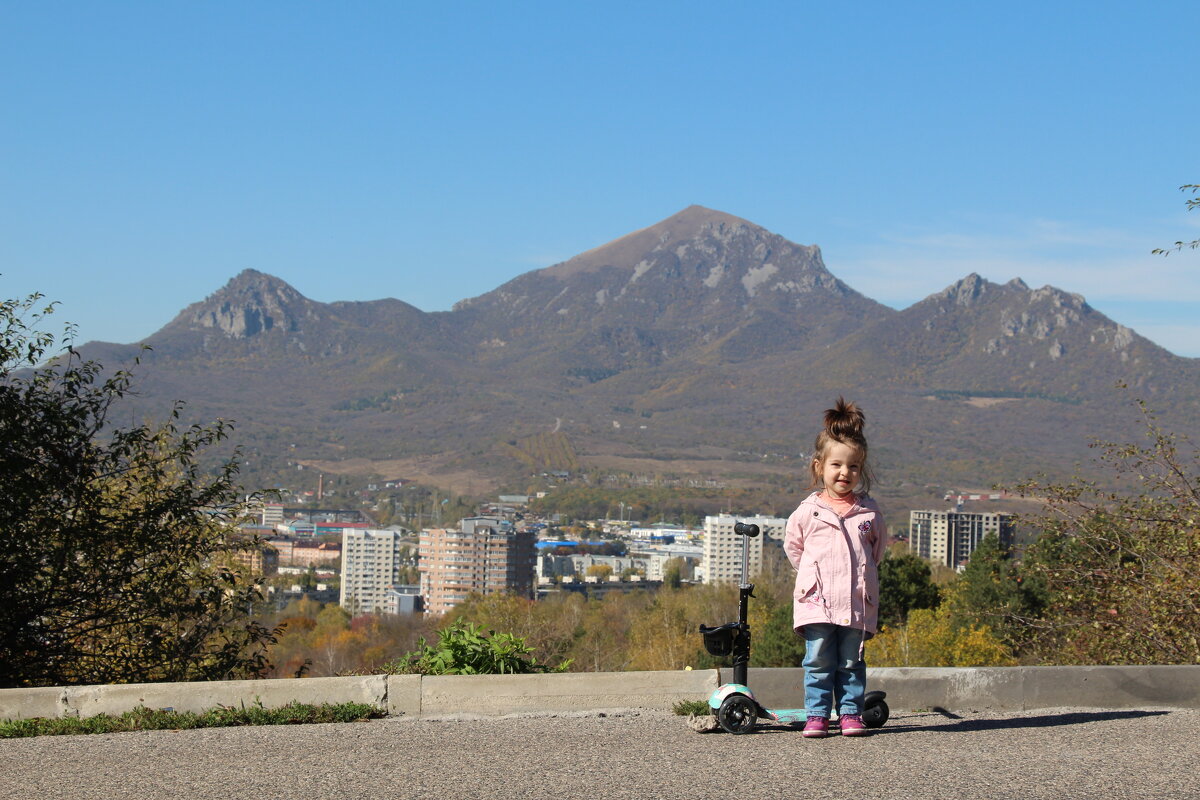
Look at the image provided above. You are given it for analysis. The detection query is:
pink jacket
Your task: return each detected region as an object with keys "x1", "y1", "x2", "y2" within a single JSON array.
[{"x1": 784, "y1": 492, "x2": 887, "y2": 635}]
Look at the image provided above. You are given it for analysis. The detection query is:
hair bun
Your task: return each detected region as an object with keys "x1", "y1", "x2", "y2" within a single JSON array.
[{"x1": 824, "y1": 396, "x2": 865, "y2": 441}]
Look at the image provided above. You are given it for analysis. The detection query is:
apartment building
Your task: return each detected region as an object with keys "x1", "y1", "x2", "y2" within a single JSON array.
[
  {"x1": 909, "y1": 510, "x2": 1016, "y2": 568},
  {"x1": 419, "y1": 517, "x2": 537, "y2": 615},
  {"x1": 702, "y1": 514, "x2": 787, "y2": 584},
  {"x1": 229, "y1": 540, "x2": 279, "y2": 579},
  {"x1": 340, "y1": 529, "x2": 409, "y2": 614}
]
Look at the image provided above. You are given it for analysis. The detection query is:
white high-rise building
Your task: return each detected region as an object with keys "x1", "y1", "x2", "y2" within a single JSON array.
[
  {"x1": 909, "y1": 510, "x2": 1016, "y2": 569},
  {"x1": 340, "y1": 529, "x2": 408, "y2": 614},
  {"x1": 702, "y1": 514, "x2": 786, "y2": 584}
]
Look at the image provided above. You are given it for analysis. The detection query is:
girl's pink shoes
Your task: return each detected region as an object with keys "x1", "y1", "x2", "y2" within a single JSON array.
[
  {"x1": 838, "y1": 714, "x2": 869, "y2": 736},
  {"x1": 803, "y1": 714, "x2": 869, "y2": 737},
  {"x1": 802, "y1": 716, "x2": 829, "y2": 738}
]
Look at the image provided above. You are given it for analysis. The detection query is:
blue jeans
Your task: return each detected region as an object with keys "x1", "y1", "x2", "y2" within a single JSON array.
[{"x1": 802, "y1": 623, "x2": 867, "y2": 717}]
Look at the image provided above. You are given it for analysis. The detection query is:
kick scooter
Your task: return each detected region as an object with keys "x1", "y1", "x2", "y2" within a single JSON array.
[{"x1": 699, "y1": 522, "x2": 889, "y2": 734}]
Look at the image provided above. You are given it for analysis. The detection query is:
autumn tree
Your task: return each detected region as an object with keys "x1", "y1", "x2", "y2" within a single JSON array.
[
  {"x1": 567, "y1": 590, "x2": 654, "y2": 672},
  {"x1": 869, "y1": 585, "x2": 1017, "y2": 668},
  {"x1": 0, "y1": 293, "x2": 276, "y2": 688},
  {"x1": 1016, "y1": 400, "x2": 1200, "y2": 665},
  {"x1": 586, "y1": 564, "x2": 615, "y2": 581},
  {"x1": 626, "y1": 583, "x2": 735, "y2": 671}
]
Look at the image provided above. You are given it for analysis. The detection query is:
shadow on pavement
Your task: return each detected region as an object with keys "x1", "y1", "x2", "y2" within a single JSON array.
[
  {"x1": 902, "y1": 708, "x2": 1173, "y2": 733},
  {"x1": 709, "y1": 708, "x2": 1172, "y2": 736}
]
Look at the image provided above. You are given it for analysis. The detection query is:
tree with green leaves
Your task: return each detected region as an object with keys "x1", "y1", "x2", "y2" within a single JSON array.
[
  {"x1": 1152, "y1": 184, "x2": 1200, "y2": 255},
  {"x1": 662, "y1": 557, "x2": 684, "y2": 589},
  {"x1": 945, "y1": 533, "x2": 1046, "y2": 651},
  {"x1": 877, "y1": 549, "x2": 942, "y2": 629},
  {"x1": 0, "y1": 293, "x2": 276, "y2": 688},
  {"x1": 751, "y1": 602, "x2": 806, "y2": 667}
]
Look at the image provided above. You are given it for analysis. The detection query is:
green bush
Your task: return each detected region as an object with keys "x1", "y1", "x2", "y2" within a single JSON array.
[{"x1": 383, "y1": 621, "x2": 570, "y2": 675}]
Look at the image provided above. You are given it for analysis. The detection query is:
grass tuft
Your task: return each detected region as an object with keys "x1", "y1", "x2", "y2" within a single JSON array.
[{"x1": 672, "y1": 699, "x2": 711, "y2": 716}]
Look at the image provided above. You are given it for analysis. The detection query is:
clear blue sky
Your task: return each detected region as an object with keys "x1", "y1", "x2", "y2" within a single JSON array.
[{"x1": 3, "y1": 2, "x2": 1198, "y2": 355}]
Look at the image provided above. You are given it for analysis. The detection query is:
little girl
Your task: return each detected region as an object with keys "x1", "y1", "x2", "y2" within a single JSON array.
[{"x1": 784, "y1": 397, "x2": 887, "y2": 738}]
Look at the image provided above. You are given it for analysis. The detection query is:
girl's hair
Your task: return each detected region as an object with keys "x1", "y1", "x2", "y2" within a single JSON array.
[{"x1": 809, "y1": 397, "x2": 876, "y2": 494}]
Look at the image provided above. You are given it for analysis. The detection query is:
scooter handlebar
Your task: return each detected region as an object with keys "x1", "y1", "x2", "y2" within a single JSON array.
[{"x1": 734, "y1": 522, "x2": 760, "y2": 538}]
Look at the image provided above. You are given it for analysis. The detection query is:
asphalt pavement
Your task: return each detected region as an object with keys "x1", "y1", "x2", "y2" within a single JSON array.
[{"x1": 2, "y1": 707, "x2": 1197, "y2": 800}]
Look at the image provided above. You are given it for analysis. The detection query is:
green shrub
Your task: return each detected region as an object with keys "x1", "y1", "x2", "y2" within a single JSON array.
[{"x1": 382, "y1": 621, "x2": 570, "y2": 675}]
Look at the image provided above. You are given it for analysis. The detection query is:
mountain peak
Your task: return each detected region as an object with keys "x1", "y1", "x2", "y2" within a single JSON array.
[
  {"x1": 185, "y1": 270, "x2": 313, "y2": 339},
  {"x1": 658, "y1": 204, "x2": 757, "y2": 230},
  {"x1": 542, "y1": 206, "x2": 773, "y2": 279},
  {"x1": 220, "y1": 268, "x2": 300, "y2": 294},
  {"x1": 932, "y1": 272, "x2": 994, "y2": 306}
]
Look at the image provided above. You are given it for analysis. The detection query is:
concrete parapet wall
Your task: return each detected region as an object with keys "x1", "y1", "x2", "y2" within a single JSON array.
[
  {"x1": 66, "y1": 675, "x2": 389, "y2": 718},
  {"x1": 420, "y1": 669, "x2": 719, "y2": 717},
  {"x1": 2, "y1": 666, "x2": 1198, "y2": 722},
  {"x1": 0, "y1": 676, "x2": 389, "y2": 721}
]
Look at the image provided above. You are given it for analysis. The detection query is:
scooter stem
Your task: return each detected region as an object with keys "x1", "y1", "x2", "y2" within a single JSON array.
[{"x1": 732, "y1": 522, "x2": 758, "y2": 689}]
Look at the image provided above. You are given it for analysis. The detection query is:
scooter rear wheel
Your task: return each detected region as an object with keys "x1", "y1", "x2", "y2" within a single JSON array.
[
  {"x1": 717, "y1": 694, "x2": 757, "y2": 734},
  {"x1": 862, "y1": 699, "x2": 889, "y2": 728}
]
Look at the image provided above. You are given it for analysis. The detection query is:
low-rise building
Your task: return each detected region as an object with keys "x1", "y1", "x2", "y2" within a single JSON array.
[
  {"x1": 260, "y1": 503, "x2": 285, "y2": 527},
  {"x1": 230, "y1": 540, "x2": 279, "y2": 578},
  {"x1": 264, "y1": 537, "x2": 342, "y2": 567},
  {"x1": 539, "y1": 575, "x2": 663, "y2": 600},
  {"x1": 292, "y1": 540, "x2": 342, "y2": 567},
  {"x1": 385, "y1": 584, "x2": 423, "y2": 615}
]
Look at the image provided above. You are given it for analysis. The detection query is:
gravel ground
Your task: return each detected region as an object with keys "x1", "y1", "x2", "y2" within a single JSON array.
[{"x1": 2, "y1": 707, "x2": 1197, "y2": 800}]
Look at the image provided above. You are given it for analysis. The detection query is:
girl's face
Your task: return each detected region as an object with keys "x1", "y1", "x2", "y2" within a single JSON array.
[{"x1": 816, "y1": 441, "x2": 863, "y2": 499}]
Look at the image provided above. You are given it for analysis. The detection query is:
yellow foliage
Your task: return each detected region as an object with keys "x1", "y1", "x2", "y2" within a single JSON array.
[
  {"x1": 626, "y1": 592, "x2": 698, "y2": 671},
  {"x1": 625, "y1": 584, "x2": 736, "y2": 671},
  {"x1": 869, "y1": 605, "x2": 1016, "y2": 667}
]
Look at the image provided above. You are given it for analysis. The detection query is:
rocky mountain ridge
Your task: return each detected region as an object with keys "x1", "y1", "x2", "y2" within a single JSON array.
[{"x1": 78, "y1": 206, "x2": 1200, "y2": 501}]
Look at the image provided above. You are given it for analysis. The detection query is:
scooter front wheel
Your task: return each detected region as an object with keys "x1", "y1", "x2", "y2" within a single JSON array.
[{"x1": 717, "y1": 694, "x2": 757, "y2": 734}]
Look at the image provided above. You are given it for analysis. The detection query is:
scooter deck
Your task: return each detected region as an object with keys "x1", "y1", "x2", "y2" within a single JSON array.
[{"x1": 762, "y1": 707, "x2": 807, "y2": 725}]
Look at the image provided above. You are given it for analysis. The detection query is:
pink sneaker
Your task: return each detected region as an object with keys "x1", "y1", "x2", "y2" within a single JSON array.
[
  {"x1": 802, "y1": 716, "x2": 829, "y2": 738},
  {"x1": 839, "y1": 714, "x2": 868, "y2": 736}
]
